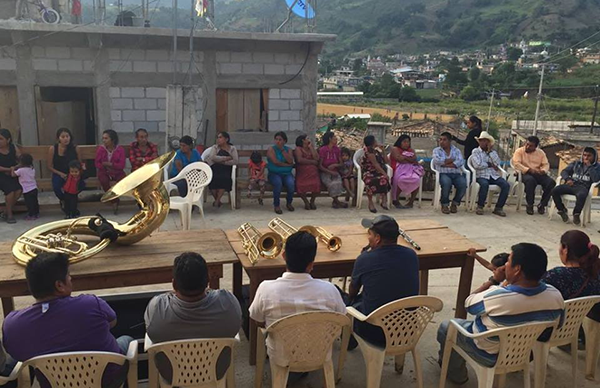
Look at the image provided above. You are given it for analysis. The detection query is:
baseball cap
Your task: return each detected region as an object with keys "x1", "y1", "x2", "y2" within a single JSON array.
[{"x1": 361, "y1": 215, "x2": 400, "y2": 239}]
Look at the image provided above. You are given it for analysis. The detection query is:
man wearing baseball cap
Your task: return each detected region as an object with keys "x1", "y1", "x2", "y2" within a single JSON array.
[
  {"x1": 348, "y1": 215, "x2": 420, "y2": 347},
  {"x1": 471, "y1": 131, "x2": 510, "y2": 216}
]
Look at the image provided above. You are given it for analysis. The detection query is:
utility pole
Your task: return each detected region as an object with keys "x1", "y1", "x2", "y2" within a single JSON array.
[
  {"x1": 533, "y1": 64, "x2": 545, "y2": 136},
  {"x1": 591, "y1": 84, "x2": 599, "y2": 134},
  {"x1": 486, "y1": 88, "x2": 495, "y2": 130}
]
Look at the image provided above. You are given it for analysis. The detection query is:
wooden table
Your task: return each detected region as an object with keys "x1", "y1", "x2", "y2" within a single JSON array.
[
  {"x1": 226, "y1": 219, "x2": 486, "y2": 365},
  {"x1": 0, "y1": 229, "x2": 239, "y2": 317}
]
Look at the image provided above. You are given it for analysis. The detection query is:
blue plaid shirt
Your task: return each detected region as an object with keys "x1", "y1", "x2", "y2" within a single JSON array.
[
  {"x1": 471, "y1": 147, "x2": 502, "y2": 180},
  {"x1": 432, "y1": 145, "x2": 464, "y2": 174}
]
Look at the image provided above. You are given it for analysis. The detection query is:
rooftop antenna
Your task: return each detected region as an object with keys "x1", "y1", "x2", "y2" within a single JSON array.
[{"x1": 276, "y1": 0, "x2": 316, "y2": 33}]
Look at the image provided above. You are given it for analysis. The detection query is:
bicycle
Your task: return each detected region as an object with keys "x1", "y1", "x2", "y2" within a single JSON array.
[{"x1": 16, "y1": 0, "x2": 61, "y2": 24}]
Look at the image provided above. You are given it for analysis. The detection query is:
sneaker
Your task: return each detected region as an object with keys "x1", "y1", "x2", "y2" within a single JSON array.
[
  {"x1": 573, "y1": 214, "x2": 581, "y2": 225},
  {"x1": 441, "y1": 205, "x2": 450, "y2": 214},
  {"x1": 476, "y1": 206, "x2": 484, "y2": 215},
  {"x1": 493, "y1": 208, "x2": 507, "y2": 217},
  {"x1": 537, "y1": 205, "x2": 546, "y2": 215},
  {"x1": 526, "y1": 205, "x2": 534, "y2": 215},
  {"x1": 558, "y1": 210, "x2": 569, "y2": 223},
  {"x1": 450, "y1": 203, "x2": 458, "y2": 213}
]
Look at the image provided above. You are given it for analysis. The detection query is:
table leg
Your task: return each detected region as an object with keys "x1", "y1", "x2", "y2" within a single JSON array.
[
  {"x1": 419, "y1": 270, "x2": 429, "y2": 295},
  {"x1": 248, "y1": 276, "x2": 261, "y2": 366},
  {"x1": 232, "y1": 262, "x2": 243, "y2": 300},
  {"x1": 455, "y1": 255, "x2": 475, "y2": 319},
  {"x1": 208, "y1": 265, "x2": 223, "y2": 290},
  {"x1": 2, "y1": 297, "x2": 15, "y2": 318}
]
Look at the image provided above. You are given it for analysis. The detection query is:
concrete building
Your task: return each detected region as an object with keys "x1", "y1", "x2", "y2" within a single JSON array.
[{"x1": 0, "y1": 21, "x2": 334, "y2": 150}]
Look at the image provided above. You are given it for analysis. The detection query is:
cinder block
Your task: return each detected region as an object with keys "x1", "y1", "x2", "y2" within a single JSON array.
[
  {"x1": 31, "y1": 46, "x2": 45, "y2": 58},
  {"x1": 176, "y1": 51, "x2": 190, "y2": 62},
  {"x1": 264, "y1": 64, "x2": 285, "y2": 75},
  {"x1": 280, "y1": 110, "x2": 300, "y2": 121},
  {"x1": 33, "y1": 59, "x2": 58, "y2": 71},
  {"x1": 109, "y1": 87, "x2": 120, "y2": 98},
  {"x1": 146, "y1": 50, "x2": 169, "y2": 61},
  {"x1": 133, "y1": 61, "x2": 157, "y2": 73},
  {"x1": 269, "y1": 99, "x2": 289, "y2": 110},
  {"x1": 134, "y1": 122, "x2": 158, "y2": 132},
  {"x1": 158, "y1": 121, "x2": 167, "y2": 132},
  {"x1": 219, "y1": 63, "x2": 242, "y2": 74},
  {"x1": 269, "y1": 89, "x2": 280, "y2": 99},
  {"x1": 285, "y1": 65, "x2": 303, "y2": 75},
  {"x1": 289, "y1": 121, "x2": 304, "y2": 131},
  {"x1": 146, "y1": 87, "x2": 166, "y2": 99},
  {"x1": 58, "y1": 59, "x2": 83, "y2": 72},
  {"x1": 111, "y1": 110, "x2": 122, "y2": 121},
  {"x1": 83, "y1": 60, "x2": 94, "y2": 72},
  {"x1": 274, "y1": 53, "x2": 293, "y2": 64},
  {"x1": 268, "y1": 110, "x2": 279, "y2": 121},
  {"x1": 121, "y1": 87, "x2": 145, "y2": 98},
  {"x1": 111, "y1": 98, "x2": 133, "y2": 110},
  {"x1": 46, "y1": 46, "x2": 70, "y2": 59},
  {"x1": 146, "y1": 110, "x2": 166, "y2": 121},
  {"x1": 112, "y1": 121, "x2": 134, "y2": 132},
  {"x1": 71, "y1": 48, "x2": 94, "y2": 59},
  {"x1": 269, "y1": 121, "x2": 289, "y2": 131},
  {"x1": 290, "y1": 99, "x2": 304, "y2": 110},
  {"x1": 157, "y1": 62, "x2": 173, "y2": 73},
  {"x1": 253, "y1": 52, "x2": 274, "y2": 63},
  {"x1": 157, "y1": 98, "x2": 167, "y2": 110},
  {"x1": 128, "y1": 49, "x2": 146, "y2": 60},
  {"x1": 243, "y1": 63, "x2": 263, "y2": 74},
  {"x1": 109, "y1": 60, "x2": 132, "y2": 72},
  {"x1": 134, "y1": 98, "x2": 157, "y2": 110},
  {"x1": 231, "y1": 52, "x2": 253, "y2": 63},
  {"x1": 0, "y1": 58, "x2": 16, "y2": 70},
  {"x1": 123, "y1": 110, "x2": 146, "y2": 121},
  {"x1": 280, "y1": 89, "x2": 301, "y2": 99},
  {"x1": 216, "y1": 51, "x2": 230, "y2": 62},
  {"x1": 108, "y1": 49, "x2": 121, "y2": 60}
]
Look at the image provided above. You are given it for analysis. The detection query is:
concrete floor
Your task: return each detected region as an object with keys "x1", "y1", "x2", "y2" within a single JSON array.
[{"x1": 1, "y1": 193, "x2": 599, "y2": 388}]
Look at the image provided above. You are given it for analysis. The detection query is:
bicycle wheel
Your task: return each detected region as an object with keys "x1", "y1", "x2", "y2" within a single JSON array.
[{"x1": 42, "y1": 8, "x2": 60, "y2": 24}]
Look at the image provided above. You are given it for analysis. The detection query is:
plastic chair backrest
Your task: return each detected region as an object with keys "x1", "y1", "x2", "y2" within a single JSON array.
[
  {"x1": 365, "y1": 296, "x2": 443, "y2": 353},
  {"x1": 201, "y1": 147, "x2": 211, "y2": 161},
  {"x1": 494, "y1": 321, "x2": 555, "y2": 371},
  {"x1": 353, "y1": 148, "x2": 364, "y2": 171},
  {"x1": 25, "y1": 351, "x2": 127, "y2": 388},
  {"x1": 147, "y1": 338, "x2": 236, "y2": 387},
  {"x1": 175, "y1": 162, "x2": 212, "y2": 200},
  {"x1": 548, "y1": 296, "x2": 600, "y2": 343},
  {"x1": 266, "y1": 311, "x2": 350, "y2": 370}
]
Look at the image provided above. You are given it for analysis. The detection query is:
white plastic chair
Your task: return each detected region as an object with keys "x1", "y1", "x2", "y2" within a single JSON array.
[
  {"x1": 23, "y1": 341, "x2": 138, "y2": 388},
  {"x1": 0, "y1": 362, "x2": 25, "y2": 388},
  {"x1": 388, "y1": 153, "x2": 423, "y2": 208},
  {"x1": 439, "y1": 320, "x2": 556, "y2": 388},
  {"x1": 346, "y1": 296, "x2": 443, "y2": 388},
  {"x1": 255, "y1": 311, "x2": 351, "y2": 388},
  {"x1": 509, "y1": 159, "x2": 526, "y2": 211},
  {"x1": 533, "y1": 296, "x2": 600, "y2": 388},
  {"x1": 430, "y1": 159, "x2": 471, "y2": 211},
  {"x1": 548, "y1": 176, "x2": 599, "y2": 227},
  {"x1": 583, "y1": 315, "x2": 600, "y2": 380},
  {"x1": 466, "y1": 155, "x2": 509, "y2": 211},
  {"x1": 146, "y1": 337, "x2": 236, "y2": 388},
  {"x1": 163, "y1": 162, "x2": 212, "y2": 230},
  {"x1": 354, "y1": 148, "x2": 393, "y2": 209},
  {"x1": 201, "y1": 148, "x2": 237, "y2": 210}
]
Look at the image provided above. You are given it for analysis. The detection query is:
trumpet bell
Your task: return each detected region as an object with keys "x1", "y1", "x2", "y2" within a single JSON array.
[{"x1": 237, "y1": 222, "x2": 283, "y2": 265}]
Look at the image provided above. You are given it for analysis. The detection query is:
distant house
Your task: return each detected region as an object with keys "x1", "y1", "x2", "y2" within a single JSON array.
[{"x1": 581, "y1": 54, "x2": 600, "y2": 65}]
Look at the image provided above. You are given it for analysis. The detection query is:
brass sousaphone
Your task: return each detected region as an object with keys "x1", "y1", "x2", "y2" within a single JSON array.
[{"x1": 12, "y1": 152, "x2": 176, "y2": 266}]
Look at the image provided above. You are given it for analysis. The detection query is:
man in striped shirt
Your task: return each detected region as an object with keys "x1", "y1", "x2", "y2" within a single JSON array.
[
  {"x1": 437, "y1": 243, "x2": 564, "y2": 385},
  {"x1": 432, "y1": 132, "x2": 468, "y2": 214}
]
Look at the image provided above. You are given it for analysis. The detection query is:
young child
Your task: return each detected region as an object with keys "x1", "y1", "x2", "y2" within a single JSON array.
[
  {"x1": 11, "y1": 153, "x2": 39, "y2": 220},
  {"x1": 339, "y1": 147, "x2": 357, "y2": 205},
  {"x1": 62, "y1": 160, "x2": 83, "y2": 219},
  {"x1": 468, "y1": 248, "x2": 510, "y2": 281},
  {"x1": 247, "y1": 151, "x2": 267, "y2": 205}
]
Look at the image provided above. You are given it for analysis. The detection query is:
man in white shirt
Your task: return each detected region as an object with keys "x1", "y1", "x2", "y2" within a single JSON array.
[{"x1": 249, "y1": 231, "x2": 346, "y2": 366}]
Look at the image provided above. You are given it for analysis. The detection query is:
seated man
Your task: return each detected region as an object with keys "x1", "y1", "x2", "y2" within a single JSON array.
[
  {"x1": 349, "y1": 215, "x2": 419, "y2": 347},
  {"x1": 471, "y1": 131, "x2": 510, "y2": 217},
  {"x1": 249, "y1": 231, "x2": 346, "y2": 364},
  {"x1": 432, "y1": 132, "x2": 468, "y2": 214},
  {"x1": 511, "y1": 136, "x2": 555, "y2": 215},
  {"x1": 437, "y1": 243, "x2": 564, "y2": 385},
  {"x1": 551, "y1": 147, "x2": 600, "y2": 225},
  {"x1": 2, "y1": 253, "x2": 133, "y2": 388},
  {"x1": 145, "y1": 251, "x2": 242, "y2": 342}
]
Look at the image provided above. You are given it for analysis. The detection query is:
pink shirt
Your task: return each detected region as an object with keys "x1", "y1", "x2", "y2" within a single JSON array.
[
  {"x1": 95, "y1": 145, "x2": 126, "y2": 175},
  {"x1": 319, "y1": 145, "x2": 341, "y2": 169},
  {"x1": 14, "y1": 167, "x2": 37, "y2": 193}
]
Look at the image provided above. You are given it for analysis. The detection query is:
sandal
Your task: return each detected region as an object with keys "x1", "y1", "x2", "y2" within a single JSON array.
[
  {"x1": 332, "y1": 201, "x2": 340, "y2": 209},
  {"x1": 304, "y1": 202, "x2": 311, "y2": 210},
  {"x1": 286, "y1": 204, "x2": 295, "y2": 212},
  {"x1": 258, "y1": 198, "x2": 264, "y2": 206},
  {"x1": 6, "y1": 217, "x2": 16, "y2": 224},
  {"x1": 368, "y1": 206, "x2": 377, "y2": 213},
  {"x1": 339, "y1": 202, "x2": 348, "y2": 208},
  {"x1": 274, "y1": 207, "x2": 283, "y2": 215}
]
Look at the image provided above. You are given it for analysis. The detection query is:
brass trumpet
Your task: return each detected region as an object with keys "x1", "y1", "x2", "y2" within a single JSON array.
[
  {"x1": 267, "y1": 217, "x2": 342, "y2": 252},
  {"x1": 237, "y1": 223, "x2": 283, "y2": 265}
]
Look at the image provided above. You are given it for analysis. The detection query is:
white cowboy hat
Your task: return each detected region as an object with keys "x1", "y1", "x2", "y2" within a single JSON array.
[{"x1": 475, "y1": 131, "x2": 495, "y2": 146}]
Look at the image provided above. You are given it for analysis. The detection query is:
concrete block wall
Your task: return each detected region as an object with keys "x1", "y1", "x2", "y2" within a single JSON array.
[
  {"x1": 268, "y1": 88, "x2": 304, "y2": 132},
  {"x1": 0, "y1": 47, "x2": 16, "y2": 71},
  {"x1": 109, "y1": 87, "x2": 167, "y2": 133}
]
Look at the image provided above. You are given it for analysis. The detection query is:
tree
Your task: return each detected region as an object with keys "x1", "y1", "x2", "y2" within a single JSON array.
[
  {"x1": 469, "y1": 66, "x2": 481, "y2": 82},
  {"x1": 405, "y1": 3, "x2": 426, "y2": 15},
  {"x1": 398, "y1": 86, "x2": 421, "y2": 102},
  {"x1": 460, "y1": 85, "x2": 481, "y2": 101},
  {"x1": 507, "y1": 47, "x2": 523, "y2": 61}
]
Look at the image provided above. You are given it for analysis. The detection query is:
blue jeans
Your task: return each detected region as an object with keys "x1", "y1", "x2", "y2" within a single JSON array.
[
  {"x1": 52, "y1": 173, "x2": 85, "y2": 201},
  {"x1": 269, "y1": 173, "x2": 294, "y2": 207},
  {"x1": 437, "y1": 319, "x2": 497, "y2": 382},
  {"x1": 439, "y1": 173, "x2": 467, "y2": 206},
  {"x1": 476, "y1": 177, "x2": 510, "y2": 208},
  {"x1": 116, "y1": 335, "x2": 134, "y2": 354}
]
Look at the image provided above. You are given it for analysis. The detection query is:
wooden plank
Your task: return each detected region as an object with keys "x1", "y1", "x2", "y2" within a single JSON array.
[
  {"x1": 243, "y1": 89, "x2": 261, "y2": 130},
  {"x1": 0, "y1": 87, "x2": 20, "y2": 140},
  {"x1": 216, "y1": 88, "x2": 228, "y2": 133},
  {"x1": 227, "y1": 89, "x2": 245, "y2": 131}
]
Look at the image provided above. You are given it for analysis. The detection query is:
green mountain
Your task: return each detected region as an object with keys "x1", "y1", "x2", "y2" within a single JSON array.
[{"x1": 212, "y1": 0, "x2": 600, "y2": 56}]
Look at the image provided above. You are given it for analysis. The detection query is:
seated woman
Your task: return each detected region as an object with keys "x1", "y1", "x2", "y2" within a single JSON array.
[
  {"x1": 390, "y1": 135, "x2": 424, "y2": 209},
  {"x1": 542, "y1": 230, "x2": 600, "y2": 321},
  {"x1": 95, "y1": 129, "x2": 126, "y2": 214},
  {"x1": 318, "y1": 132, "x2": 347, "y2": 209},
  {"x1": 169, "y1": 136, "x2": 202, "y2": 198},
  {"x1": 129, "y1": 128, "x2": 158, "y2": 171},
  {"x1": 294, "y1": 134, "x2": 321, "y2": 210},
  {"x1": 47, "y1": 128, "x2": 86, "y2": 213},
  {"x1": 203, "y1": 132, "x2": 238, "y2": 208},
  {"x1": 0, "y1": 128, "x2": 22, "y2": 224},
  {"x1": 267, "y1": 131, "x2": 295, "y2": 215},
  {"x1": 361, "y1": 135, "x2": 391, "y2": 213}
]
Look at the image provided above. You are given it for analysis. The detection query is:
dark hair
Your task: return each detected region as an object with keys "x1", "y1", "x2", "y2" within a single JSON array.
[
  {"x1": 56, "y1": 127, "x2": 75, "y2": 149},
  {"x1": 68, "y1": 159, "x2": 82, "y2": 171},
  {"x1": 218, "y1": 131, "x2": 232, "y2": 145},
  {"x1": 322, "y1": 131, "x2": 335, "y2": 146},
  {"x1": 20, "y1": 153, "x2": 33, "y2": 167},
  {"x1": 135, "y1": 128, "x2": 148, "y2": 137},
  {"x1": 180, "y1": 135, "x2": 194, "y2": 147},
  {"x1": 364, "y1": 135, "x2": 376, "y2": 147},
  {"x1": 394, "y1": 134, "x2": 411, "y2": 148},
  {"x1": 583, "y1": 147, "x2": 596, "y2": 155},
  {"x1": 295, "y1": 134, "x2": 307, "y2": 147},
  {"x1": 173, "y1": 252, "x2": 209, "y2": 296},
  {"x1": 527, "y1": 136, "x2": 540, "y2": 147},
  {"x1": 0, "y1": 128, "x2": 16, "y2": 154},
  {"x1": 341, "y1": 147, "x2": 352, "y2": 157},
  {"x1": 274, "y1": 131, "x2": 287, "y2": 142},
  {"x1": 560, "y1": 230, "x2": 600, "y2": 279},
  {"x1": 103, "y1": 129, "x2": 119, "y2": 146},
  {"x1": 284, "y1": 231, "x2": 317, "y2": 273},
  {"x1": 440, "y1": 132, "x2": 453, "y2": 141},
  {"x1": 250, "y1": 151, "x2": 262, "y2": 164},
  {"x1": 469, "y1": 115, "x2": 482, "y2": 130},
  {"x1": 491, "y1": 252, "x2": 509, "y2": 268},
  {"x1": 25, "y1": 253, "x2": 69, "y2": 299},
  {"x1": 510, "y1": 243, "x2": 548, "y2": 281}
]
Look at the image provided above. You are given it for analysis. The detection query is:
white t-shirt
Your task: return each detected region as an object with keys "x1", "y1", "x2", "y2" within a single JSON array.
[{"x1": 14, "y1": 167, "x2": 37, "y2": 193}]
